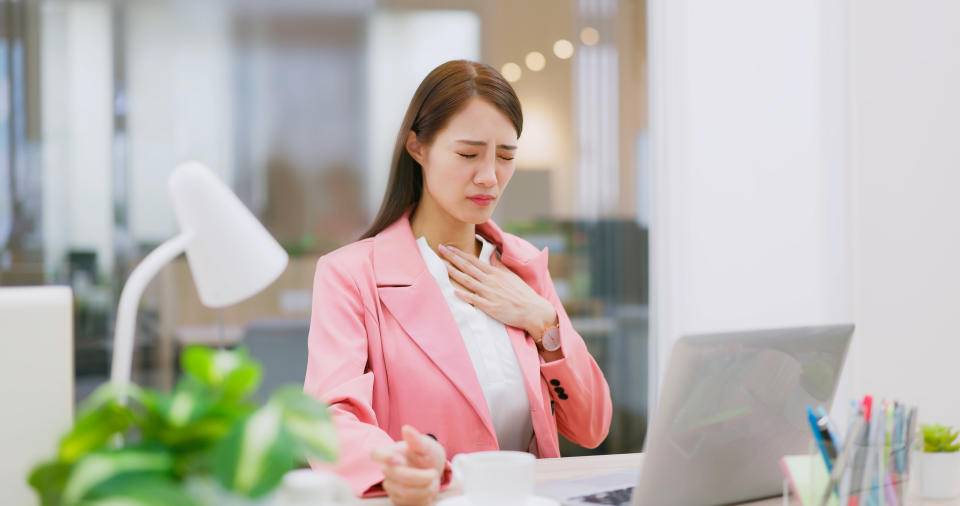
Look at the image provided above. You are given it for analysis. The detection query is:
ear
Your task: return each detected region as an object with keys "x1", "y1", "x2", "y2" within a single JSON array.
[{"x1": 405, "y1": 130, "x2": 425, "y2": 165}]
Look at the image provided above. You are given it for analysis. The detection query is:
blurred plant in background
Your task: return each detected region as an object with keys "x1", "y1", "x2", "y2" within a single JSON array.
[
  {"x1": 922, "y1": 424, "x2": 960, "y2": 453},
  {"x1": 28, "y1": 347, "x2": 338, "y2": 505}
]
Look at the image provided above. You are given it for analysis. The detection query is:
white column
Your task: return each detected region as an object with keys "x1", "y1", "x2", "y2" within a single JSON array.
[
  {"x1": 41, "y1": 1, "x2": 114, "y2": 277},
  {"x1": 648, "y1": 0, "x2": 853, "y2": 417},
  {"x1": 849, "y1": 0, "x2": 960, "y2": 427}
]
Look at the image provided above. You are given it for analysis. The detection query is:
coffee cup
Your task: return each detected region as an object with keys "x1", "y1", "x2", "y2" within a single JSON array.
[{"x1": 451, "y1": 451, "x2": 536, "y2": 505}]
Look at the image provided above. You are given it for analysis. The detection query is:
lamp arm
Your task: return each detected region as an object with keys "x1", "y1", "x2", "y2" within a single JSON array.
[{"x1": 110, "y1": 231, "x2": 194, "y2": 403}]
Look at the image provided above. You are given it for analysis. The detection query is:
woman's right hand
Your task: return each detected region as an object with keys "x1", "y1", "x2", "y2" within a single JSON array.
[{"x1": 370, "y1": 425, "x2": 447, "y2": 505}]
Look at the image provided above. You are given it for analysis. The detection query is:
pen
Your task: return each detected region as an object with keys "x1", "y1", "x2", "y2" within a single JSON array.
[
  {"x1": 860, "y1": 401, "x2": 882, "y2": 506},
  {"x1": 818, "y1": 406, "x2": 842, "y2": 450},
  {"x1": 877, "y1": 401, "x2": 887, "y2": 506},
  {"x1": 849, "y1": 397, "x2": 872, "y2": 505},
  {"x1": 823, "y1": 417, "x2": 865, "y2": 506},
  {"x1": 808, "y1": 406, "x2": 835, "y2": 472},
  {"x1": 903, "y1": 407, "x2": 918, "y2": 475}
]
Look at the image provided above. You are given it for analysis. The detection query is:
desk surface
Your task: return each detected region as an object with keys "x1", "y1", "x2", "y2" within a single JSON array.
[{"x1": 358, "y1": 453, "x2": 959, "y2": 505}]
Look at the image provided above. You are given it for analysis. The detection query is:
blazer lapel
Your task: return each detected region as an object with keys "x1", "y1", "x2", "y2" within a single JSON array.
[
  {"x1": 479, "y1": 220, "x2": 559, "y2": 452},
  {"x1": 374, "y1": 210, "x2": 496, "y2": 438}
]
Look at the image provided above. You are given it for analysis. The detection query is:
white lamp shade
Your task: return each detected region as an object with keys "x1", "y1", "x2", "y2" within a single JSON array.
[{"x1": 168, "y1": 161, "x2": 289, "y2": 308}]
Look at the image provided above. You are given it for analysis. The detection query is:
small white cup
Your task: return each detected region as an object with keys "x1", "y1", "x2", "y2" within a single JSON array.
[
  {"x1": 452, "y1": 451, "x2": 536, "y2": 505},
  {"x1": 275, "y1": 469, "x2": 356, "y2": 505}
]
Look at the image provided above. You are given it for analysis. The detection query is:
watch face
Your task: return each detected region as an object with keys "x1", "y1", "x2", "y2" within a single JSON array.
[{"x1": 542, "y1": 326, "x2": 562, "y2": 351}]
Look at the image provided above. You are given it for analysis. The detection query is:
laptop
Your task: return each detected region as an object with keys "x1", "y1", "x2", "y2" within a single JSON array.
[{"x1": 537, "y1": 324, "x2": 854, "y2": 506}]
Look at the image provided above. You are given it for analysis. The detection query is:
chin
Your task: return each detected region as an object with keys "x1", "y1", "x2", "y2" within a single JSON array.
[{"x1": 455, "y1": 203, "x2": 497, "y2": 224}]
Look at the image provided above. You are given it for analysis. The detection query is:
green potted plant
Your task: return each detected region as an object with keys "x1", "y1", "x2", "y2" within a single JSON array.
[
  {"x1": 920, "y1": 423, "x2": 960, "y2": 499},
  {"x1": 28, "y1": 346, "x2": 340, "y2": 505}
]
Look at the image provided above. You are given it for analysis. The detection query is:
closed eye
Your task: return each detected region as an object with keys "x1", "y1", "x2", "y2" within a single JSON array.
[
  {"x1": 458, "y1": 153, "x2": 477, "y2": 159},
  {"x1": 499, "y1": 156, "x2": 514, "y2": 161}
]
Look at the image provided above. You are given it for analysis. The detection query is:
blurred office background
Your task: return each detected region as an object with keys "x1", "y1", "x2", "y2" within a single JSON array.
[
  {"x1": 5, "y1": 0, "x2": 960, "y2": 466},
  {"x1": 0, "y1": 0, "x2": 649, "y2": 456}
]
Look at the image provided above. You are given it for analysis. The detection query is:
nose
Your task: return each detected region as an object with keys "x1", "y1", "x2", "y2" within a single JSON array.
[{"x1": 473, "y1": 153, "x2": 497, "y2": 187}]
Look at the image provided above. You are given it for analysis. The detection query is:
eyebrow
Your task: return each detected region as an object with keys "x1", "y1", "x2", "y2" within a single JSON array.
[{"x1": 455, "y1": 139, "x2": 517, "y2": 151}]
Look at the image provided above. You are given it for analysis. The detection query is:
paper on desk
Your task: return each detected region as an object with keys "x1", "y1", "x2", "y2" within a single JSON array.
[{"x1": 780, "y1": 455, "x2": 836, "y2": 506}]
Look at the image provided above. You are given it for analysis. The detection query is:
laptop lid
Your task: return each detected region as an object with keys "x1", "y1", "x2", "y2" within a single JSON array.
[{"x1": 633, "y1": 324, "x2": 854, "y2": 506}]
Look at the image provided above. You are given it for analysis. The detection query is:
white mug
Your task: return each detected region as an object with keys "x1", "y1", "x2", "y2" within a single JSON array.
[
  {"x1": 274, "y1": 469, "x2": 356, "y2": 506},
  {"x1": 452, "y1": 451, "x2": 536, "y2": 505}
]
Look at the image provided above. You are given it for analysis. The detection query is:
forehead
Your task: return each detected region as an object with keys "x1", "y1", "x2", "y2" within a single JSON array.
[{"x1": 439, "y1": 97, "x2": 518, "y2": 143}]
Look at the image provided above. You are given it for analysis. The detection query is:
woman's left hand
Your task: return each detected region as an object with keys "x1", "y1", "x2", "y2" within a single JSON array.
[{"x1": 438, "y1": 244, "x2": 557, "y2": 337}]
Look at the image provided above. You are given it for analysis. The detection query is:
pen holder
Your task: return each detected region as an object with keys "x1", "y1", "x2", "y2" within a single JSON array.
[{"x1": 782, "y1": 439, "x2": 917, "y2": 506}]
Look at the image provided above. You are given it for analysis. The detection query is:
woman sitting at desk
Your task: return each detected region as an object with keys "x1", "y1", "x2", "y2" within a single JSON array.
[{"x1": 304, "y1": 60, "x2": 612, "y2": 506}]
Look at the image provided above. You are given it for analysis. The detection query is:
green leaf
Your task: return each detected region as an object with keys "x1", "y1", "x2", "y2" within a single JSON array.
[
  {"x1": 211, "y1": 405, "x2": 294, "y2": 498},
  {"x1": 28, "y1": 460, "x2": 73, "y2": 506},
  {"x1": 922, "y1": 424, "x2": 960, "y2": 452},
  {"x1": 76, "y1": 383, "x2": 145, "y2": 418},
  {"x1": 80, "y1": 474, "x2": 199, "y2": 506},
  {"x1": 181, "y1": 347, "x2": 262, "y2": 400},
  {"x1": 61, "y1": 448, "x2": 174, "y2": 505},
  {"x1": 270, "y1": 386, "x2": 338, "y2": 462},
  {"x1": 59, "y1": 404, "x2": 133, "y2": 463}
]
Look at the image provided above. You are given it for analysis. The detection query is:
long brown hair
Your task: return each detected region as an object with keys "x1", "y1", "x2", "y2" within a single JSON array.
[{"x1": 360, "y1": 60, "x2": 523, "y2": 239}]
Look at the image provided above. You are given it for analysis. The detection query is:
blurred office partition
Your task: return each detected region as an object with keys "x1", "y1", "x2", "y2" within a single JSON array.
[{"x1": 365, "y1": 10, "x2": 481, "y2": 217}]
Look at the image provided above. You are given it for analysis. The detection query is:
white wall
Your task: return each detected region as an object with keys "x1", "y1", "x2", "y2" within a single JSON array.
[
  {"x1": 648, "y1": 0, "x2": 854, "y2": 415},
  {"x1": 849, "y1": 0, "x2": 960, "y2": 428}
]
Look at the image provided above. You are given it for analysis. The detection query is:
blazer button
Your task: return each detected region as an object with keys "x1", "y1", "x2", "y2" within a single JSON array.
[
  {"x1": 426, "y1": 433, "x2": 438, "y2": 441},
  {"x1": 554, "y1": 387, "x2": 565, "y2": 395},
  {"x1": 558, "y1": 393, "x2": 569, "y2": 400},
  {"x1": 550, "y1": 379, "x2": 560, "y2": 386}
]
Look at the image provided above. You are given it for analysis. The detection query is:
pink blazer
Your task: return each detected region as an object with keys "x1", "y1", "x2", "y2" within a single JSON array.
[{"x1": 304, "y1": 209, "x2": 612, "y2": 497}]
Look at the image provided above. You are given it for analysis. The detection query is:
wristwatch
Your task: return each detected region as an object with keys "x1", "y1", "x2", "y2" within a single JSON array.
[{"x1": 537, "y1": 323, "x2": 562, "y2": 352}]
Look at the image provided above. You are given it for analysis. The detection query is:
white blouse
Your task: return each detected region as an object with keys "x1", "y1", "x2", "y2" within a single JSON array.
[{"x1": 415, "y1": 234, "x2": 535, "y2": 452}]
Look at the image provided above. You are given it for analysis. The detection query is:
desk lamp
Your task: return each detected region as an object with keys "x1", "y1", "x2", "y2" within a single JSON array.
[{"x1": 110, "y1": 161, "x2": 288, "y2": 403}]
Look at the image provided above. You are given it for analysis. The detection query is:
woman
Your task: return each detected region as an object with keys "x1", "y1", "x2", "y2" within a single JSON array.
[{"x1": 304, "y1": 60, "x2": 612, "y2": 505}]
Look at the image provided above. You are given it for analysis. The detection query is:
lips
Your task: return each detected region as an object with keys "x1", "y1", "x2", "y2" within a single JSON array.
[{"x1": 468, "y1": 195, "x2": 495, "y2": 207}]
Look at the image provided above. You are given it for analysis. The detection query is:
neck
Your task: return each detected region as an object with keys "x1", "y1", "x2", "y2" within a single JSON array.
[{"x1": 410, "y1": 196, "x2": 480, "y2": 257}]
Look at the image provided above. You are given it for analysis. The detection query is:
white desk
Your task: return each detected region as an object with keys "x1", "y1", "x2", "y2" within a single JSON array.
[{"x1": 358, "y1": 453, "x2": 960, "y2": 505}]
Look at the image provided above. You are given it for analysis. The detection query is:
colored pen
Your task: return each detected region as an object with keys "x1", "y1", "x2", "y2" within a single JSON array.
[
  {"x1": 808, "y1": 406, "x2": 835, "y2": 472},
  {"x1": 818, "y1": 406, "x2": 842, "y2": 450},
  {"x1": 823, "y1": 417, "x2": 865, "y2": 506},
  {"x1": 848, "y1": 397, "x2": 872, "y2": 505}
]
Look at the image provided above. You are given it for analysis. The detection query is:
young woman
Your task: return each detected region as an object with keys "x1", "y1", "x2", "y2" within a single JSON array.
[{"x1": 304, "y1": 60, "x2": 612, "y2": 505}]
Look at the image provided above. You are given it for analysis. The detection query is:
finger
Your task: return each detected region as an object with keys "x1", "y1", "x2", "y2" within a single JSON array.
[
  {"x1": 371, "y1": 442, "x2": 409, "y2": 465},
  {"x1": 454, "y1": 289, "x2": 486, "y2": 308},
  {"x1": 439, "y1": 244, "x2": 490, "y2": 278},
  {"x1": 383, "y1": 477, "x2": 439, "y2": 506},
  {"x1": 404, "y1": 425, "x2": 448, "y2": 472},
  {"x1": 401, "y1": 425, "x2": 429, "y2": 455},
  {"x1": 446, "y1": 264, "x2": 485, "y2": 293},
  {"x1": 401, "y1": 425, "x2": 442, "y2": 470},
  {"x1": 381, "y1": 462, "x2": 439, "y2": 488},
  {"x1": 383, "y1": 474, "x2": 440, "y2": 503}
]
